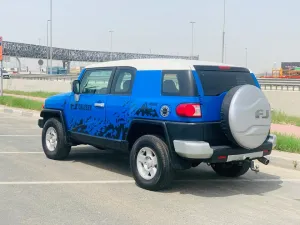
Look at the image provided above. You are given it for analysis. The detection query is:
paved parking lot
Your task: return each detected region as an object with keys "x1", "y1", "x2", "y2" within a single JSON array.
[{"x1": 1, "y1": 112, "x2": 300, "y2": 225}]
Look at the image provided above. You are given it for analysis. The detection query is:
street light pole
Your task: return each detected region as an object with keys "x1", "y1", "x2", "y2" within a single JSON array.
[
  {"x1": 47, "y1": 20, "x2": 50, "y2": 75},
  {"x1": 109, "y1": 30, "x2": 114, "y2": 61},
  {"x1": 190, "y1": 21, "x2": 196, "y2": 59},
  {"x1": 224, "y1": 44, "x2": 226, "y2": 63},
  {"x1": 49, "y1": 0, "x2": 53, "y2": 75},
  {"x1": 245, "y1": 47, "x2": 248, "y2": 67},
  {"x1": 221, "y1": 0, "x2": 226, "y2": 63}
]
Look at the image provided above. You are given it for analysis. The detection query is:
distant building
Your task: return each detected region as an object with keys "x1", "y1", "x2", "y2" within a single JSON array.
[{"x1": 281, "y1": 62, "x2": 300, "y2": 70}]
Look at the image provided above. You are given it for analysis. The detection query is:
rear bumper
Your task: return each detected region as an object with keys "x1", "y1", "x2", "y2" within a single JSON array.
[{"x1": 173, "y1": 134, "x2": 276, "y2": 163}]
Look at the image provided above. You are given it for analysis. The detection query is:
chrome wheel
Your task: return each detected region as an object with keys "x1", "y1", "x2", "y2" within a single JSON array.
[
  {"x1": 45, "y1": 127, "x2": 58, "y2": 152},
  {"x1": 136, "y1": 147, "x2": 158, "y2": 180}
]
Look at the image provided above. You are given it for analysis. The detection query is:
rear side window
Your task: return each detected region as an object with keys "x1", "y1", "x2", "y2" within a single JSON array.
[
  {"x1": 195, "y1": 67, "x2": 255, "y2": 96},
  {"x1": 161, "y1": 70, "x2": 198, "y2": 96},
  {"x1": 111, "y1": 68, "x2": 135, "y2": 94}
]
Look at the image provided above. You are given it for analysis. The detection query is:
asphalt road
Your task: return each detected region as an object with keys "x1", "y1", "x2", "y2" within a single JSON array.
[{"x1": 1, "y1": 112, "x2": 300, "y2": 225}]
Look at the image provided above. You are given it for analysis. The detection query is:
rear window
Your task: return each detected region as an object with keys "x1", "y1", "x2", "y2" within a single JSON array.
[
  {"x1": 195, "y1": 67, "x2": 255, "y2": 96},
  {"x1": 161, "y1": 70, "x2": 198, "y2": 96}
]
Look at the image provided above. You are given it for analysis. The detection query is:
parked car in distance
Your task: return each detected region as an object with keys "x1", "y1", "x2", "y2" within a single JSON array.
[{"x1": 1, "y1": 69, "x2": 11, "y2": 79}]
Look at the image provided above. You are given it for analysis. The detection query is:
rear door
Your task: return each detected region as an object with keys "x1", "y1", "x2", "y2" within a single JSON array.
[
  {"x1": 193, "y1": 66, "x2": 257, "y2": 122},
  {"x1": 105, "y1": 67, "x2": 136, "y2": 140}
]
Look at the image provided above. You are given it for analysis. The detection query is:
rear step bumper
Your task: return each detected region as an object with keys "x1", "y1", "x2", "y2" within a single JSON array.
[{"x1": 173, "y1": 134, "x2": 276, "y2": 163}]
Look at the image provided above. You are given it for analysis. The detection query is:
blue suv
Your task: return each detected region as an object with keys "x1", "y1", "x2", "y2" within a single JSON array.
[{"x1": 38, "y1": 59, "x2": 276, "y2": 191}]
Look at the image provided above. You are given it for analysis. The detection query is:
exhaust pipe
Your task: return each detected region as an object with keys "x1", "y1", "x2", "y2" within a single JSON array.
[{"x1": 258, "y1": 157, "x2": 270, "y2": 165}]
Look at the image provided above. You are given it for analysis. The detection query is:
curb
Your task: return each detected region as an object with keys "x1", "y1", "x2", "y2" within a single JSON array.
[
  {"x1": 0, "y1": 106, "x2": 40, "y2": 118},
  {"x1": 268, "y1": 153, "x2": 300, "y2": 171}
]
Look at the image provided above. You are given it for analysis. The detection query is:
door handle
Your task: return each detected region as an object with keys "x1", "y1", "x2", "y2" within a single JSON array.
[{"x1": 94, "y1": 102, "x2": 105, "y2": 108}]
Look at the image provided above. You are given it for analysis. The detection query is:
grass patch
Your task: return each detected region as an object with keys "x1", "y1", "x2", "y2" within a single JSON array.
[
  {"x1": 274, "y1": 132, "x2": 300, "y2": 154},
  {"x1": 0, "y1": 96, "x2": 43, "y2": 111},
  {"x1": 4, "y1": 90, "x2": 59, "y2": 98},
  {"x1": 272, "y1": 110, "x2": 300, "y2": 126}
]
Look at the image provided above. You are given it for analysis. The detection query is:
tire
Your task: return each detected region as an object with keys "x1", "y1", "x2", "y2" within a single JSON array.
[
  {"x1": 220, "y1": 84, "x2": 271, "y2": 149},
  {"x1": 130, "y1": 135, "x2": 174, "y2": 191},
  {"x1": 91, "y1": 145, "x2": 104, "y2": 150},
  {"x1": 42, "y1": 118, "x2": 71, "y2": 160},
  {"x1": 211, "y1": 161, "x2": 250, "y2": 177},
  {"x1": 191, "y1": 162, "x2": 201, "y2": 168}
]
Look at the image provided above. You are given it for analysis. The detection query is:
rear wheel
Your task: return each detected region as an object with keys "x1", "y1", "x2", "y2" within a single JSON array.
[
  {"x1": 211, "y1": 161, "x2": 250, "y2": 177},
  {"x1": 130, "y1": 135, "x2": 174, "y2": 191},
  {"x1": 42, "y1": 118, "x2": 71, "y2": 160}
]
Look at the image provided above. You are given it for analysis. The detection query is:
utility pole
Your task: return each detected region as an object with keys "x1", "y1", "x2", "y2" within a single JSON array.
[
  {"x1": 47, "y1": 20, "x2": 50, "y2": 75},
  {"x1": 0, "y1": 36, "x2": 3, "y2": 96},
  {"x1": 190, "y1": 21, "x2": 196, "y2": 59},
  {"x1": 50, "y1": 0, "x2": 53, "y2": 75},
  {"x1": 221, "y1": 0, "x2": 226, "y2": 63},
  {"x1": 109, "y1": 30, "x2": 114, "y2": 61},
  {"x1": 0, "y1": 60, "x2": 2, "y2": 97}
]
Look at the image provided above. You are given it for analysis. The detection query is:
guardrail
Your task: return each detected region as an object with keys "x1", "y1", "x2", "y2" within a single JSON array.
[
  {"x1": 8, "y1": 75, "x2": 300, "y2": 91},
  {"x1": 12, "y1": 74, "x2": 78, "y2": 81},
  {"x1": 257, "y1": 78, "x2": 300, "y2": 91},
  {"x1": 259, "y1": 83, "x2": 300, "y2": 91},
  {"x1": 257, "y1": 78, "x2": 300, "y2": 83}
]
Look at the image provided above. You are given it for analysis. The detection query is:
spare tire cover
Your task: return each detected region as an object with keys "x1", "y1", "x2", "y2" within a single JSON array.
[{"x1": 221, "y1": 84, "x2": 271, "y2": 149}]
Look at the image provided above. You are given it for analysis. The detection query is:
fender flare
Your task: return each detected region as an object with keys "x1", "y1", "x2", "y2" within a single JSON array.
[
  {"x1": 126, "y1": 119, "x2": 192, "y2": 170},
  {"x1": 39, "y1": 109, "x2": 70, "y2": 144}
]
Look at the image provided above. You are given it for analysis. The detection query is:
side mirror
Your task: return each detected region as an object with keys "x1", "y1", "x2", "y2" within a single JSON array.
[{"x1": 72, "y1": 80, "x2": 80, "y2": 94}]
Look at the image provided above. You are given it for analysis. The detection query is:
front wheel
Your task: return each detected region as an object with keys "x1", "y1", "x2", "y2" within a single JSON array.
[
  {"x1": 211, "y1": 161, "x2": 250, "y2": 177},
  {"x1": 42, "y1": 118, "x2": 71, "y2": 160},
  {"x1": 130, "y1": 135, "x2": 174, "y2": 191}
]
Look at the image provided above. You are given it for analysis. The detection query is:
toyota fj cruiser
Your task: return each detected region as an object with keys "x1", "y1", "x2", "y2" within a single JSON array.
[{"x1": 38, "y1": 59, "x2": 276, "y2": 191}]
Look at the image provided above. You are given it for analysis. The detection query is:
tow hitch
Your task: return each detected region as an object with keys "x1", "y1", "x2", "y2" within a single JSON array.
[
  {"x1": 249, "y1": 157, "x2": 270, "y2": 173},
  {"x1": 250, "y1": 160, "x2": 260, "y2": 173}
]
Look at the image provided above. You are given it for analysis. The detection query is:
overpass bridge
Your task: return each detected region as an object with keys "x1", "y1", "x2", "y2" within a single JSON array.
[{"x1": 2, "y1": 41, "x2": 198, "y2": 73}]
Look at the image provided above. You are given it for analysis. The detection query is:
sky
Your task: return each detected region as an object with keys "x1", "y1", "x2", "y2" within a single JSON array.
[{"x1": 1, "y1": 0, "x2": 299, "y2": 73}]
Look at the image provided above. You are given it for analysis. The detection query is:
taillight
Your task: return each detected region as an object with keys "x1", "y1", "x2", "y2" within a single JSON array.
[
  {"x1": 219, "y1": 65, "x2": 231, "y2": 70},
  {"x1": 176, "y1": 103, "x2": 201, "y2": 117},
  {"x1": 218, "y1": 155, "x2": 227, "y2": 160}
]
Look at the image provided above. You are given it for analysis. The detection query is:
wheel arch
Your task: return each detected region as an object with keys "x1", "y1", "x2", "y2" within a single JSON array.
[
  {"x1": 126, "y1": 119, "x2": 170, "y2": 149},
  {"x1": 126, "y1": 119, "x2": 192, "y2": 170},
  {"x1": 40, "y1": 109, "x2": 69, "y2": 144}
]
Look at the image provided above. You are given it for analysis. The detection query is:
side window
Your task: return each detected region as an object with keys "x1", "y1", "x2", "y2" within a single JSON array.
[
  {"x1": 111, "y1": 68, "x2": 135, "y2": 94},
  {"x1": 162, "y1": 73, "x2": 180, "y2": 95},
  {"x1": 161, "y1": 70, "x2": 198, "y2": 96},
  {"x1": 80, "y1": 69, "x2": 114, "y2": 94}
]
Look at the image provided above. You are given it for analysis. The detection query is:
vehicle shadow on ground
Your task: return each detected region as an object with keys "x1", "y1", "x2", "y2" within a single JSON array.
[
  {"x1": 164, "y1": 169, "x2": 283, "y2": 197},
  {"x1": 68, "y1": 146, "x2": 283, "y2": 198},
  {"x1": 67, "y1": 146, "x2": 132, "y2": 177}
]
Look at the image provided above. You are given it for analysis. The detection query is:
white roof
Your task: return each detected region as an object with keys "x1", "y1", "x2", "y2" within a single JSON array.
[{"x1": 85, "y1": 59, "x2": 248, "y2": 71}]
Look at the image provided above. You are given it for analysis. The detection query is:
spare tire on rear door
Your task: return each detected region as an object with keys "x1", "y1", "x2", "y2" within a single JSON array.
[{"x1": 220, "y1": 84, "x2": 271, "y2": 149}]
